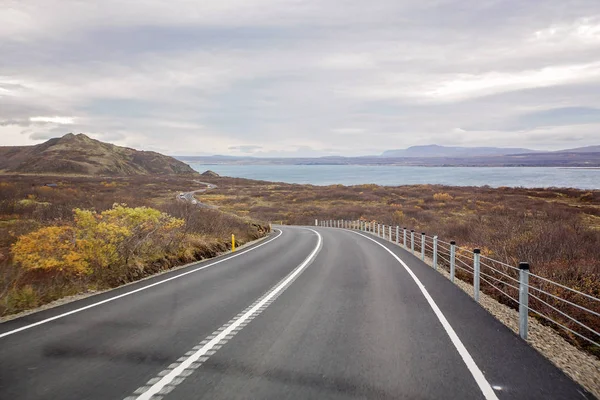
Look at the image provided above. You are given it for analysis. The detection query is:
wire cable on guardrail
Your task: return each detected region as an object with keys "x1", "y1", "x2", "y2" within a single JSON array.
[
  {"x1": 479, "y1": 276, "x2": 520, "y2": 304},
  {"x1": 528, "y1": 291, "x2": 600, "y2": 337},
  {"x1": 478, "y1": 269, "x2": 521, "y2": 291},
  {"x1": 528, "y1": 272, "x2": 600, "y2": 304},
  {"x1": 480, "y1": 254, "x2": 521, "y2": 271},
  {"x1": 524, "y1": 284, "x2": 600, "y2": 318},
  {"x1": 527, "y1": 307, "x2": 600, "y2": 348},
  {"x1": 479, "y1": 261, "x2": 521, "y2": 284}
]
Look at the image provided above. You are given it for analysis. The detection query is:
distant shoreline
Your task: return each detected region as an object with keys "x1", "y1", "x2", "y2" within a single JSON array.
[
  {"x1": 186, "y1": 162, "x2": 600, "y2": 169},
  {"x1": 559, "y1": 167, "x2": 600, "y2": 170}
]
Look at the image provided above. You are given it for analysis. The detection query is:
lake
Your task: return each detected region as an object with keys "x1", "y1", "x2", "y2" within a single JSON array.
[{"x1": 189, "y1": 164, "x2": 599, "y2": 189}]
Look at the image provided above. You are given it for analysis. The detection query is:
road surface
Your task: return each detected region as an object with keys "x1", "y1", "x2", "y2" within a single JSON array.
[
  {"x1": 177, "y1": 181, "x2": 217, "y2": 208},
  {"x1": 0, "y1": 226, "x2": 593, "y2": 399}
]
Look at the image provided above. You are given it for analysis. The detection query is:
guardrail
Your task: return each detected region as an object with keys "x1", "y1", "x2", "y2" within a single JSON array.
[{"x1": 316, "y1": 219, "x2": 600, "y2": 351}]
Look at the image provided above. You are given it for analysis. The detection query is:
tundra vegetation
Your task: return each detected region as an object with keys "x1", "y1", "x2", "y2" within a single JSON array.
[
  {"x1": 0, "y1": 175, "x2": 269, "y2": 317},
  {"x1": 197, "y1": 176, "x2": 600, "y2": 355}
]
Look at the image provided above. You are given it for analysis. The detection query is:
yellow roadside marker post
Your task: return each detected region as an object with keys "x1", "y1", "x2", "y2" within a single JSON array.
[{"x1": 232, "y1": 234, "x2": 236, "y2": 252}]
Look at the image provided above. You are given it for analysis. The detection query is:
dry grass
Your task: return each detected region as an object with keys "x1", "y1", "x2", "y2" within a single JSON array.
[{"x1": 0, "y1": 175, "x2": 269, "y2": 316}]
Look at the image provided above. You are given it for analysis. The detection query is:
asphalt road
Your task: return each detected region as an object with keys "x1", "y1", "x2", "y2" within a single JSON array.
[
  {"x1": 0, "y1": 226, "x2": 593, "y2": 399},
  {"x1": 177, "y1": 181, "x2": 217, "y2": 208}
]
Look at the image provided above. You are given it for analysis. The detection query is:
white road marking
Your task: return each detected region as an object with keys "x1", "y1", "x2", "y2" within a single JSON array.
[
  {"x1": 127, "y1": 228, "x2": 323, "y2": 400},
  {"x1": 0, "y1": 230, "x2": 284, "y2": 339},
  {"x1": 349, "y1": 230, "x2": 500, "y2": 400}
]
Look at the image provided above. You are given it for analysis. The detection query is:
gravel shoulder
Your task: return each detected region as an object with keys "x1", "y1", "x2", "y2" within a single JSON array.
[{"x1": 415, "y1": 251, "x2": 600, "y2": 398}]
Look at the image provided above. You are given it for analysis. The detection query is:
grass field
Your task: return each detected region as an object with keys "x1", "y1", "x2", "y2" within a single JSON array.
[{"x1": 0, "y1": 175, "x2": 269, "y2": 317}]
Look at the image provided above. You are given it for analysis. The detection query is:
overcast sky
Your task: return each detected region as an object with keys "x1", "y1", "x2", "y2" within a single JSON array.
[{"x1": 1, "y1": 1, "x2": 600, "y2": 156}]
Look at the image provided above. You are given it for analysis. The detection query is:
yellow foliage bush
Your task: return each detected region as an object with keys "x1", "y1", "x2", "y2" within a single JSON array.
[
  {"x1": 11, "y1": 204, "x2": 185, "y2": 281},
  {"x1": 433, "y1": 192, "x2": 453, "y2": 202},
  {"x1": 12, "y1": 226, "x2": 90, "y2": 275}
]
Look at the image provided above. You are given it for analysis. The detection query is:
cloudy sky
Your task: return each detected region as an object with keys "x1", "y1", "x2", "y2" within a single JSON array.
[{"x1": 1, "y1": 0, "x2": 600, "y2": 156}]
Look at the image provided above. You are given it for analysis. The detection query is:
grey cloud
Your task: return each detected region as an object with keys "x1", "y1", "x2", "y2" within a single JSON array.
[
  {"x1": 29, "y1": 131, "x2": 58, "y2": 140},
  {"x1": 229, "y1": 145, "x2": 263, "y2": 153},
  {"x1": 1, "y1": 0, "x2": 600, "y2": 154},
  {"x1": 0, "y1": 119, "x2": 31, "y2": 127}
]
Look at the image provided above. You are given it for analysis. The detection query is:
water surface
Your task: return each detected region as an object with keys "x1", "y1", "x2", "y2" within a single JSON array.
[{"x1": 189, "y1": 164, "x2": 599, "y2": 189}]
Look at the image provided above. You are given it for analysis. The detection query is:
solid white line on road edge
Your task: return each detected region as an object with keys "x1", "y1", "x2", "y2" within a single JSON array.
[
  {"x1": 127, "y1": 228, "x2": 323, "y2": 400},
  {"x1": 349, "y1": 230, "x2": 500, "y2": 400},
  {"x1": 0, "y1": 229, "x2": 284, "y2": 339}
]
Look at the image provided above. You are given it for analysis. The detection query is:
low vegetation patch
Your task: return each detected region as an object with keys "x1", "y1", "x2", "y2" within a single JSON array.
[{"x1": 0, "y1": 175, "x2": 269, "y2": 316}]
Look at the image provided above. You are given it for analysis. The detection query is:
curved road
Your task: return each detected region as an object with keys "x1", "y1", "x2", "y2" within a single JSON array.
[
  {"x1": 177, "y1": 181, "x2": 217, "y2": 208},
  {"x1": 0, "y1": 227, "x2": 593, "y2": 399}
]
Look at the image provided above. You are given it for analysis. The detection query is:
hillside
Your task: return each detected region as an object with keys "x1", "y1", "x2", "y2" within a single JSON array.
[
  {"x1": 0, "y1": 133, "x2": 198, "y2": 176},
  {"x1": 557, "y1": 145, "x2": 600, "y2": 153},
  {"x1": 381, "y1": 144, "x2": 536, "y2": 158}
]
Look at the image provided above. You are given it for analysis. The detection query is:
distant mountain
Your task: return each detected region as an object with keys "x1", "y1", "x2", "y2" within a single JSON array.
[
  {"x1": 555, "y1": 145, "x2": 600, "y2": 153},
  {"x1": 0, "y1": 133, "x2": 198, "y2": 176},
  {"x1": 381, "y1": 145, "x2": 537, "y2": 158}
]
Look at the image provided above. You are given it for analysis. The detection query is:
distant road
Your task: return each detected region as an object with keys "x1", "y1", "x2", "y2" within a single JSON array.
[
  {"x1": 0, "y1": 227, "x2": 592, "y2": 399},
  {"x1": 177, "y1": 181, "x2": 217, "y2": 208}
]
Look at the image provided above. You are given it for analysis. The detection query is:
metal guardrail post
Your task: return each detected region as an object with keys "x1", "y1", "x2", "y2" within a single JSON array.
[
  {"x1": 450, "y1": 241, "x2": 456, "y2": 282},
  {"x1": 433, "y1": 236, "x2": 438, "y2": 270},
  {"x1": 421, "y1": 233, "x2": 426, "y2": 260},
  {"x1": 410, "y1": 230, "x2": 415, "y2": 254},
  {"x1": 403, "y1": 228, "x2": 407, "y2": 248},
  {"x1": 473, "y1": 249, "x2": 481, "y2": 302},
  {"x1": 396, "y1": 226, "x2": 399, "y2": 244},
  {"x1": 389, "y1": 226, "x2": 392, "y2": 242},
  {"x1": 519, "y1": 262, "x2": 530, "y2": 340}
]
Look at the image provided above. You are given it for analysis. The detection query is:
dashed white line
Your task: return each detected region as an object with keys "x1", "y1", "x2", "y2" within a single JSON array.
[
  {"x1": 349, "y1": 230, "x2": 500, "y2": 400},
  {"x1": 0, "y1": 229, "x2": 284, "y2": 339},
  {"x1": 126, "y1": 228, "x2": 323, "y2": 400}
]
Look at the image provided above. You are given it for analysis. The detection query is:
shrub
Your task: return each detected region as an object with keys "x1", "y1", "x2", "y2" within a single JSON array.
[
  {"x1": 12, "y1": 226, "x2": 89, "y2": 275},
  {"x1": 433, "y1": 192, "x2": 453, "y2": 201},
  {"x1": 11, "y1": 205, "x2": 185, "y2": 284}
]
